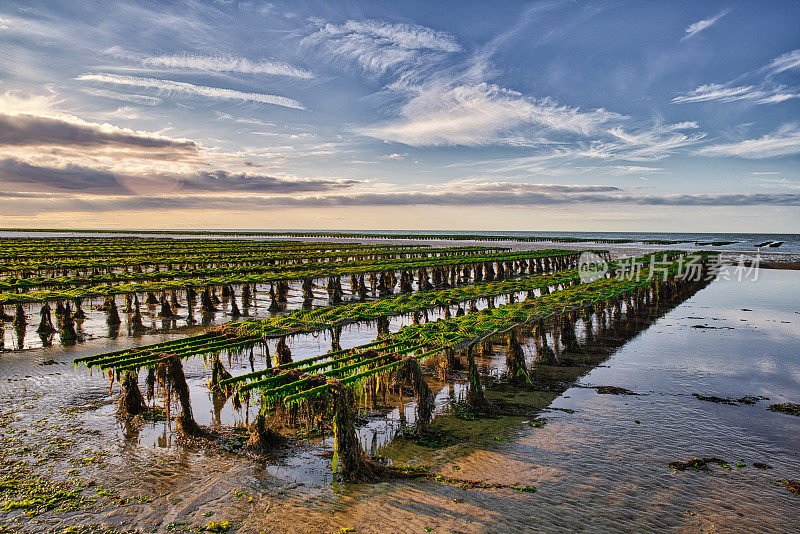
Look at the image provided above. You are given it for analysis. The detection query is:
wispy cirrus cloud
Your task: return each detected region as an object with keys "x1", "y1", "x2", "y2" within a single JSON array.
[
  {"x1": 103, "y1": 47, "x2": 314, "y2": 79},
  {"x1": 671, "y1": 83, "x2": 763, "y2": 104},
  {"x1": 76, "y1": 73, "x2": 305, "y2": 109},
  {"x1": 606, "y1": 165, "x2": 664, "y2": 175},
  {"x1": 671, "y1": 83, "x2": 799, "y2": 105},
  {"x1": 213, "y1": 111, "x2": 274, "y2": 126},
  {"x1": 437, "y1": 121, "x2": 705, "y2": 177},
  {"x1": 764, "y1": 49, "x2": 800, "y2": 74},
  {"x1": 682, "y1": 9, "x2": 731, "y2": 40},
  {"x1": 359, "y1": 82, "x2": 621, "y2": 147},
  {"x1": 596, "y1": 122, "x2": 706, "y2": 161},
  {"x1": 303, "y1": 19, "x2": 461, "y2": 76},
  {"x1": 78, "y1": 88, "x2": 162, "y2": 106},
  {"x1": 697, "y1": 124, "x2": 800, "y2": 158},
  {"x1": 755, "y1": 92, "x2": 800, "y2": 104},
  {"x1": 672, "y1": 48, "x2": 800, "y2": 106}
]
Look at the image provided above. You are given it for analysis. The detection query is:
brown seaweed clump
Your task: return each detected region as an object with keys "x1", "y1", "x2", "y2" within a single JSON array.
[
  {"x1": 376, "y1": 316, "x2": 390, "y2": 337},
  {"x1": 36, "y1": 303, "x2": 56, "y2": 334},
  {"x1": 59, "y1": 303, "x2": 78, "y2": 343},
  {"x1": 505, "y1": 329, "x2": 530, "y2": 386},
  {"x1": 228, "y1": 287, "x2": 242, "y2": 317},
  {"x1": 559, "y1": 315, "x2": 581, "y2": 353},
  {"x1": 398, "y1": 357, "x2": 434, "y2": 435},
  {"x1": 106, "y1": 296, "x2": 121, "y2": 326},
  {"x1": 130, "y1": 306, "x2": 147, "y2": 332},
  {"x1": 159, "y1": 354, "x2": 204, "y2": 436},
  {"x1": 13, "y1": 303, "x2": 26, "y2": 328},
  {"x1": 275, "y1": 337, "x2": 292, "y2": 366},
  {"x1": 158, "y1": 295, "x2": 177, "y2": 318},
  {"x1": 466, "y1": 345, "x2": 489, "y2": 409},
  {"x1": 118, "y1": 371, "x2": 147, "y2": 418},
  {"x1": 779, "y1": 479, "x2": 800, "y2": 494},
  {"x1": 246, "y1": 413, "x2": 285, "y2": 452},
  {"x1": 210, "y1": 357, "x2": 233, "y2": 394}
]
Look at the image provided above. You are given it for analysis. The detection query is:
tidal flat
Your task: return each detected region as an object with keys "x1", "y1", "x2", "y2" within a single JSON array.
[{"x1": 1, "y1": 238, "x2": 798, "y2": 534}]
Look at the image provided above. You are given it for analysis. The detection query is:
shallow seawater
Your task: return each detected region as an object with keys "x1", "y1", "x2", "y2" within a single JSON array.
[
  {"x1": 252, "y1": 268, "x2": 800, "y2": 533},
  {"x1": 1, "y1": 268, "x2": 799, "y2": 532},
  {"x1": 481, "y1": 267, "x2": 800, "y2": 532}
]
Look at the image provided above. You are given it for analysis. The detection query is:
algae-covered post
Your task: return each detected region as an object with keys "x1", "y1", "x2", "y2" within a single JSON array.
[
  {"x1": 330, "y1": 381, "x2": 384, "y2": 482},
  {"x1": 506, "y1": 328, "x2": 530, "y2": 385},
  {"x1": 466, "y1": 344, "x2": 489, "y2": 408},
  {"x1": 160, "y1": 354, "x2": 202, "y2": 436}
]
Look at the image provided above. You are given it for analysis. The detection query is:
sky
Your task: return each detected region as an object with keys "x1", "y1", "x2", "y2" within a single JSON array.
[{"x1": 0, "y1": 0, "x2": 799, "y2": 232}]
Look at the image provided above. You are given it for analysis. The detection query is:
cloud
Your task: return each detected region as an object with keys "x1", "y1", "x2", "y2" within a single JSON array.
[
  {"x1": 671, "y1": 83, "x2": 763, "y2": 104},
  {"x1": 130, "y1": 182, "x2": 788, "y2": 208},
  {"x1": 360, "y1": 82, "x2": 621, "y2": 146},
  {"x1": 438, "y1": 122, "x2": 705, "y2": 178},
  {"x1": 214, "y1": 111, "x2": 274, "y2": 126},
  {"x1": 79, "y1": 88, "x2": 162, "y2": 106},
  {"x1": 0, "y1": 157, "x2": 359, "y2": 195},
  {"x1": 379, "y1": 152, "x2": 407, "y2": 160},
  {"x1": 598, "y1": 122, "x2": 706, "y2": 161},
  {"x1": 303, "y1": 19, "x2": 460, "y2": 75},
  {"x1": 76, "y1": 73, "x2": 305, "y2": 109},
  {"x1": 673, "y1": 49, "x2": 800, "y2": 105},
  {"x1": 756, "y1": 93, "x2": 800, "y2": 104},
  {"x1": 0, "y1": 158, "x2": 131, "y2": 194},
  {"x1": 697, "y1": 125, "x2": 800, "y2": 158},
  {"x1": 606, "y1": 165, "x2": 664, "y2": 175},
  {"x1": 184, "y1": 170, "x2": 360, "y2": 193},
  {"x1": 0, "y1": 16, "x2": 10, "y2": 29},
  {"x1": 5, "y1": 184, "x2": 797, "y2": 215},
  {"x1": 103, "y1": 48, "x2": 314, "y2": 79},
  {"x1": 0, "y1": 91, "x2": 61, "y2": 115},
  {"x1": 671, "y1": 82, "x2": 798, "y2": 105},
  {"x1": 765, "y1": 49, "x2": 800, "y2": 74},
  {"x1": 682, "y1": 9, "x2": 731, "y2": 40},
  {"x1": 334, "y1": 20, "x2": 461, "y2": 52},
  {"x1": 0, "y1": 92, "x2": 214, "y2": 176},
  {"x1": 0, "y1": 111, "x2": 197, "y2": 151}
]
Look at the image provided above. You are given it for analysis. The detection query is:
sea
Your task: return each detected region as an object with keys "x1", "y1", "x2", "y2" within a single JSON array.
[{"x1": 0, "y1": 230, "x2": 798, "y2": 255}]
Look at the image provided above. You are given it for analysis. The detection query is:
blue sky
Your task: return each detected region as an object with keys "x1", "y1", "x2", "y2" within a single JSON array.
[{"x1": 0, "y1": 0, "x2": 798, "y2": 231}]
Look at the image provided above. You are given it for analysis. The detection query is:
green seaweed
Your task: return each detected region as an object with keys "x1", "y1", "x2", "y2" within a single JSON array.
[{"x1": 768, "y1": 403, "x2": 800, "y2": 416}]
